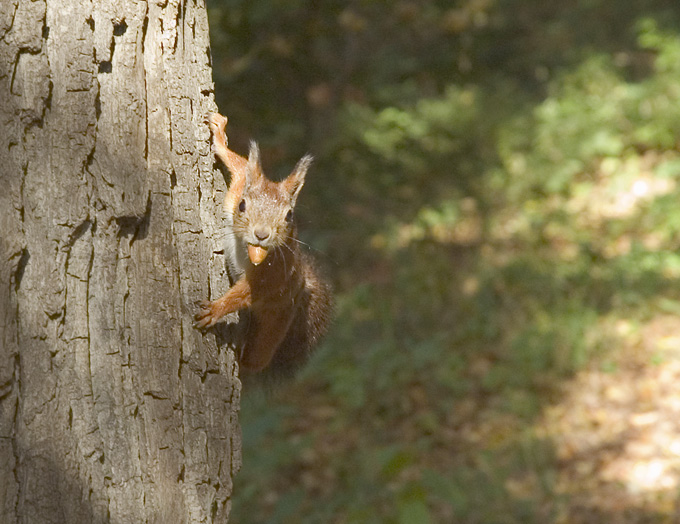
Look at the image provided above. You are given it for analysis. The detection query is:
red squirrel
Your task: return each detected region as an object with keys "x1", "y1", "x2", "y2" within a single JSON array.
[{"x1": 195, "y1": 113, "x2": 332, "y2": 373}]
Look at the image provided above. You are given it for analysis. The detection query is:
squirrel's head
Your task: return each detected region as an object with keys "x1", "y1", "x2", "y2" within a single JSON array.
[{"x1": 232, "y1": 141, "x2": 312, "y2": 265}]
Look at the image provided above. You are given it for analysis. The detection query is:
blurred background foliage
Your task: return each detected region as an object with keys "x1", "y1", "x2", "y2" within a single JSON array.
[{"x1": 207, "y1": 1, "x2": 680, "y2": 522}]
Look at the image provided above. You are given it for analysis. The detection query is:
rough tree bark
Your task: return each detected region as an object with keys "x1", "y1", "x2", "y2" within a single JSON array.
[{"x1": 0, "y1": 1, "x2": 240, "y2": 523}]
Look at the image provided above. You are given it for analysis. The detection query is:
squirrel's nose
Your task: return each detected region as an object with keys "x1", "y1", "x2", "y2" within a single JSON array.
[{"x1": 254, "y1": 227, "x2": 271, "y2": 241}]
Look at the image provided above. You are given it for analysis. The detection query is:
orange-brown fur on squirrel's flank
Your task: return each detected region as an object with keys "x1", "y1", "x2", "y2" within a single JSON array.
[{"x1": 195, "y1": 113, "x2": 333, "y2": 374}]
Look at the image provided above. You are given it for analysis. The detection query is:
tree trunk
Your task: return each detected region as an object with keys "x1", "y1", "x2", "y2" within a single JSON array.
[{"x1": 0, "y1": 1, "x2": 240, "y2": 522}]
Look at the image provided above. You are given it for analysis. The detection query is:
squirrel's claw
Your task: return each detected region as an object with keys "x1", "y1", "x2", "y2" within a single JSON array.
[
  {"x1": 208, "y1": 112, "x2": 228, "y2": 132},
  {"x1": 208, "y1": 113, "x2": 229, "y2": 159},
  {"x1": 194, "y1": 300, "x2": 217, "y2": 330}
]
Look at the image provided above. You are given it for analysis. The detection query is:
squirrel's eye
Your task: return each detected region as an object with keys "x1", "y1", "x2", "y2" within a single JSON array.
[
  {"x1": 285, "y1": 209, "x2": 293, "y2": 222},
  {"x1": 238, "y1": 199, "x2": 246, "y2": 213}
]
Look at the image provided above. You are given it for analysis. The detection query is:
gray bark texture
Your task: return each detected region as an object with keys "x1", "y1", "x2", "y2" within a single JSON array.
[{"x1": 0, "y1": 0, "x2": 241, "y2": 523}]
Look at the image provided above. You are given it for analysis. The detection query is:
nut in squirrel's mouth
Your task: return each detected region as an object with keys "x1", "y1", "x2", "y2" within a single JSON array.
[{"x1": 247, "y1": 244, "x2": 269, "y2": 265}]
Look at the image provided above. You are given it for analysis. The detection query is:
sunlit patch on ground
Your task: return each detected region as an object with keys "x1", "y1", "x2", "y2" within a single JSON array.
[{"x1": 541, "y1": 314, "x2": 680, "y2": 520}]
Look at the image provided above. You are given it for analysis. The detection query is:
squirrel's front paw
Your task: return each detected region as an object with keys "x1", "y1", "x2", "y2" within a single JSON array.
[
  {"x1": 194, "y1": 300, "x2": 220, "y2": 330},
  {"x1": 208, "y1": 112, "x2": 228, "y2": 133}
]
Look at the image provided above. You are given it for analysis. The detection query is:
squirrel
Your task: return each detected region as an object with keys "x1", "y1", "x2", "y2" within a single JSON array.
[{"x1": 195, "y1": 112, "x2": 333, "y2": 374}]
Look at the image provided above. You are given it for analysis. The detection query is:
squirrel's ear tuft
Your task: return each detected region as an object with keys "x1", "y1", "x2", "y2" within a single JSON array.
[
  {"x1": 246, "y1": 141, "x2": 263, "y2": 183},
  {"x1": 283, "y1": 154, "x2": 312, "y2": 205}
]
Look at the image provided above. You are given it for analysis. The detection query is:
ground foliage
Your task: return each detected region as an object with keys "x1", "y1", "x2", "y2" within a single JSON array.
[{"x1": 208, "y1": 1, "x2": 680, "y2": 522}]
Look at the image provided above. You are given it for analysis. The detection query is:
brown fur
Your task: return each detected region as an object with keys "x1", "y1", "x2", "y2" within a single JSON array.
[{"x1": 195, "y1": 113, "x2": 332, "y2": 373}]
